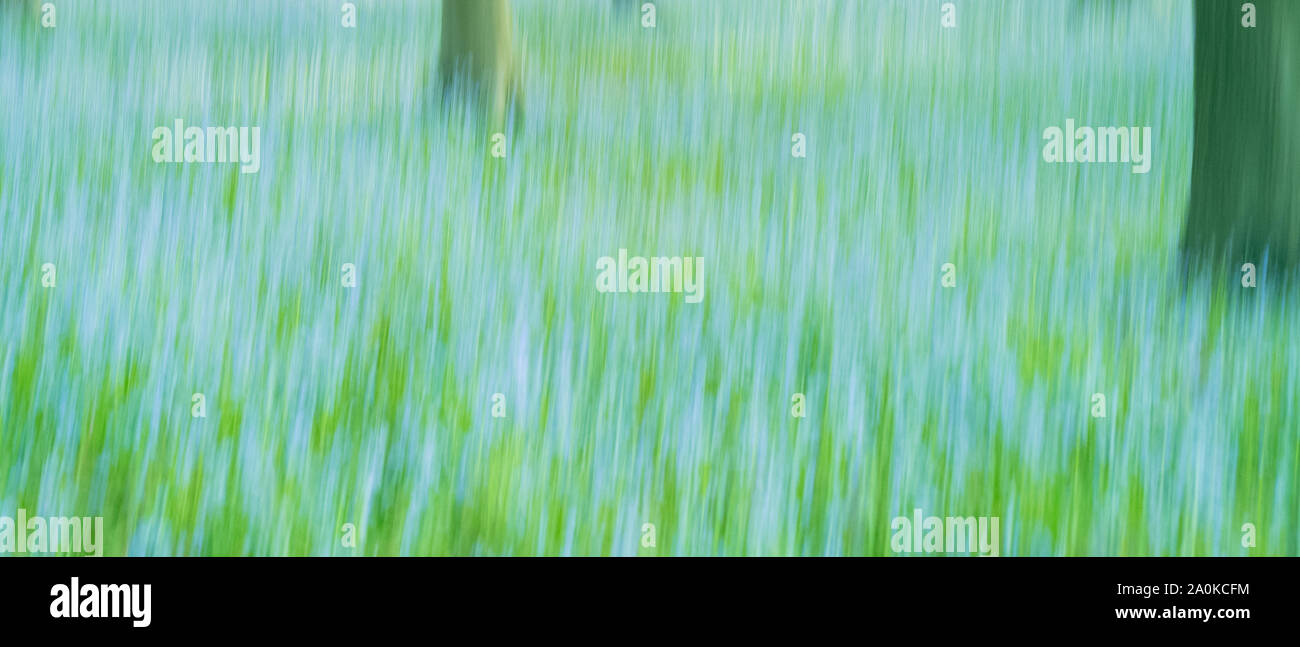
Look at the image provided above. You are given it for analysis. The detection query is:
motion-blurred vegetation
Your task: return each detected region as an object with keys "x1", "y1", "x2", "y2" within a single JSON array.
[{"x1": 0, "y1": 0, "x2": 1295, "y2": 556}]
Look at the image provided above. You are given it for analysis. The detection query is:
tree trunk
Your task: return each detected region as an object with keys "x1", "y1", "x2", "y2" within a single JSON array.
[
  {"x1": 1183, "y1": 0, "x2": 1300, "y2": 273},
  {"x1": 438, "y1": 0, "x2": 522, "y2": 127}
]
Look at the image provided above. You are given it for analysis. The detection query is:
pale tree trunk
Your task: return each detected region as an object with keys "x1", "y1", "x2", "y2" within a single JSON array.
[
  {"x1": 438, "y1": 0, "x2": 522, "y2": 127},
  {"x1": 1183, "y1": 0, "x2": 1300, "y2": 273}
]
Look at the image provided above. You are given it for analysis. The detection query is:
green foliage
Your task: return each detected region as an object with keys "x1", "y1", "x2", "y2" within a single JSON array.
[{"x1": 0, "y1": 0, "x2": 1295, "y2": 556}]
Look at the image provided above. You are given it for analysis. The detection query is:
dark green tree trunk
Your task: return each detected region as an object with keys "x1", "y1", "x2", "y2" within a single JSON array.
[
  {"x1": 438, "y1": 0, "x2": 522, "y2": 127},
  {"x1": 1183, "y1": 0, "x2": 1300, "y2": 273}
]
